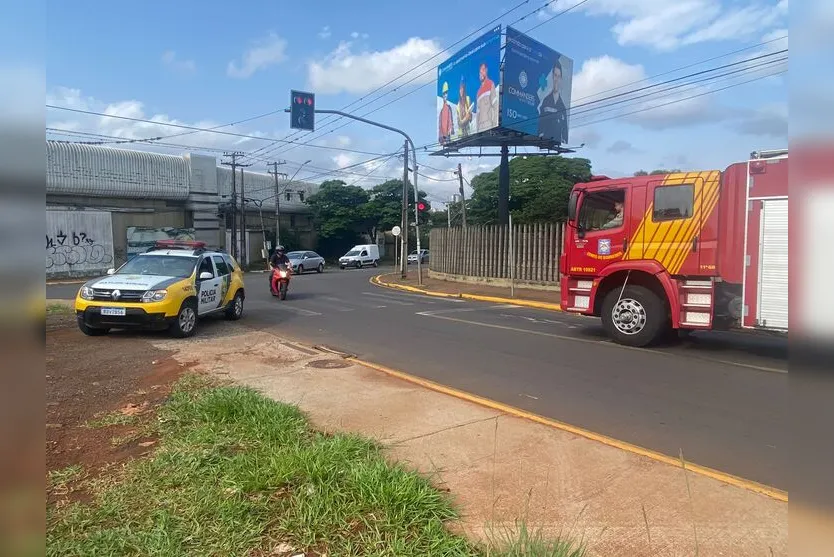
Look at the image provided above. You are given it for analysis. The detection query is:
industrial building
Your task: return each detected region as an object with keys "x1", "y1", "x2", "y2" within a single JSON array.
[{"x1": 46, "y1": 141, "x2": 318, "y2": 278}]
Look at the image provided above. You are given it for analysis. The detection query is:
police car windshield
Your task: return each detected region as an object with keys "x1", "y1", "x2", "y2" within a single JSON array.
[{"x1": 118, "y1": 255, "x2": 198, "y2": 278}]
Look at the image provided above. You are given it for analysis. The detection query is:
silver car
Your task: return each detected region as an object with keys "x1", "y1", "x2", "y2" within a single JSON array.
[{"x1": 286, "y1": 251, "x2": 325, "y2": 274}]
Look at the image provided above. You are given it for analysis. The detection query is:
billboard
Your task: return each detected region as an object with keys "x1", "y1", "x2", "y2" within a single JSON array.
[
  {"x1": 436, "y1": 26, "x2": 501, "y2": 145},
  {"x1": 502, "y1": 26, "x2": 574, "y2": 145}
]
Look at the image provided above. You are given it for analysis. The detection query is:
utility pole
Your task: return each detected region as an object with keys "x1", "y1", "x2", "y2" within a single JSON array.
[
  {"x1": 221, "y1": 152, "x2": 247, "y2": 259},
  {"x1": 267, "y1": 161, "x2": 287, "y2": 250},
  {"x1": 456, "y1": 163, "x2": 467, "y2": 227},
  {"x1": 239, "y1": 166, "x2": 251, "y2": 268},
  {"x1": 401, "y1": 140, "x2": 409, "y2": 279}
]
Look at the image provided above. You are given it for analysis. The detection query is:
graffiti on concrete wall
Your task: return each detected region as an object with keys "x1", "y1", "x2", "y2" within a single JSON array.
[
  {"x1": 127, "y1": 227, "x2": 196, "y2": 259},
  {"x1": 46, "y1": 211, "x2": 114, "y2": 277}
]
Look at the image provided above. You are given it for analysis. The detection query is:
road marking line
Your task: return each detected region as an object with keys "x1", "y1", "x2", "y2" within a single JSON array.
[
  {"x1": 279, "y1": 305, "x2": 322, "y2": 317},
  {"x1": 361, "y1": 292, "x2": 414, "y2": 305},
  {"x1": 319, "y1": 296, "x2": 358, "y2": 311},
  {"x1": 417, "y1": 304, "x2": 520, "y2": 317},
  {"x1": 420, "y1": 313, "x2": 787, "y2": 374},
  {"x1": 348, "y1": 356, "x2": 788, "y2": 503}
]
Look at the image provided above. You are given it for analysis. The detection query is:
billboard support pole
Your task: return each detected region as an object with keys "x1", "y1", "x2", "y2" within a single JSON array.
[
  {"x1": 498, "y1": 144, "x2": 510, "y2": 225},
  {"x1": 297, "y1": 108, "x2": 423, "y2": 285}
]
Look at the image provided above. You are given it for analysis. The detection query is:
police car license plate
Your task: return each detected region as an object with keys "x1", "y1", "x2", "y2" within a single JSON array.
[{"x1": 101, "y1": 307, "x2": 126, "y2": 316}]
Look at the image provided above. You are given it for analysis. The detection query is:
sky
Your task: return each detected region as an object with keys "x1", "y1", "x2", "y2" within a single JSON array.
[{"x1": 37, "y1": 0, "x2": 789, "y2": 207}]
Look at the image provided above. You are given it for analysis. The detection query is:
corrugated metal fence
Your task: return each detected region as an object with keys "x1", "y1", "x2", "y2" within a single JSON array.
[{"x1": 429, "y1": 223, "x2": 566, "y2": 284}]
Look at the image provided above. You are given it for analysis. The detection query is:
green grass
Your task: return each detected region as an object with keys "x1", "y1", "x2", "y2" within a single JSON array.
[
  {"x1": 84, "y1": 411, "x2": 137, "y2": 429},
  {"x1": 48, "y1": 378, "x2": 584, "y2": 557},
  {"x1": 46, "y1": 302, "x2": 73, "y2": 315}
]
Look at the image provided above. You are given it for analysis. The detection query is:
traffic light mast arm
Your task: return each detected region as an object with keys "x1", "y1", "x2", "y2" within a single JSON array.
[{"x1": 282, "y1": 107, "x2": 424, "y2": 284}]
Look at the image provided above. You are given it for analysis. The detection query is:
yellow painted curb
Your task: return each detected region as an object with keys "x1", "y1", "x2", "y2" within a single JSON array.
[
  {"x1": 349, "y1": 354, "x2": 788, "y2": 503},
  {"x1": 371, "y1": 274, "x2": 563, "y2": 311}
]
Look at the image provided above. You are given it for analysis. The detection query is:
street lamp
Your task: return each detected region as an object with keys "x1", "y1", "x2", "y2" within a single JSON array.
[{"x1": 275, "y1": 159, "x2": 312, "y2": 248}]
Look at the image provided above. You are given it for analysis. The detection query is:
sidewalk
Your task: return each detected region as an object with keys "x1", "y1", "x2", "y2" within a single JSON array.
[
  {"x1": 155, "y1": 327, "x2": 787, "y2": 557},
  {"x1": 374, "y1": 272, "x2": 563, "y2": 310}
]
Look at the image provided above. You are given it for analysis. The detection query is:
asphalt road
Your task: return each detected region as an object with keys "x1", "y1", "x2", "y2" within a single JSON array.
[{"x1": 49, "y1": 268, "x2": 788, "y2": 490}]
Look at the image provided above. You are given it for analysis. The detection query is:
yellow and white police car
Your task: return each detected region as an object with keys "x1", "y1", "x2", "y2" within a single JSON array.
[{"x1": 75, "y1": 240, "x2": 245, "y2": 338}]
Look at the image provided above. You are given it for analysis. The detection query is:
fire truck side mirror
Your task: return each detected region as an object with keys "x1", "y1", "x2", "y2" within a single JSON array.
[{"x1": 567, "y1": 191, "x2": 579, "y2": 221}]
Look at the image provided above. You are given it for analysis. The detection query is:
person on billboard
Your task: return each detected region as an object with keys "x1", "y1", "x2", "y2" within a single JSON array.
[
  {"x1": 537, "y1": 59, "x2": 569, "y2": 144},
  {"x1": 476, "y1": 62, "x2": 499, "y2": 132},
  {"x1": 438, "y1": 81, "x2": 454, "y2": 144},
  {"x1": 457, "y1": 76, "x2": 473, "y2": 138}
]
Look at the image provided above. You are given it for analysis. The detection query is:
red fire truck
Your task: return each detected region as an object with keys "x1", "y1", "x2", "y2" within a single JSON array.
[{"x1": 560, "y1": 149, "x2": 788, "y2": 347}]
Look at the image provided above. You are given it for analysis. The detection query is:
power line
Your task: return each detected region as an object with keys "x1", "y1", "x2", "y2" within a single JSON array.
[
  {"x1": 413, "y1": 48, "x2": 787, "y2": 154},
  {"x1": 572, "y1": 68, "x2": 786, "y2": 129},
  {"x1": 45, "y1": 105, "x2": 390, "y2": 157},
  {"x1": 59, "y1": 109, "x2": 284, "y2": 146},
  {"x1": 250, "y1": 0, "x2": 574, "y2": 162},
  {"x1": 245, "y1": 0, "x2": 540, "y2": 163}
]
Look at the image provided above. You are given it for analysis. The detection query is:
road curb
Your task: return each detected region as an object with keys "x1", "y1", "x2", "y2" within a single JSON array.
[
  {"x1": 371, "y1": 274, "x2": 563, "y2": 312},
  {"x1": 349, "y1": 354, "x2": 788, "y2": 503}
]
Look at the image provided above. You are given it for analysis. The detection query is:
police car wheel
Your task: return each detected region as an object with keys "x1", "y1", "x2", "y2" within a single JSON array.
[
  {"x1": 317, "y1": 263, "x2": 324, "y2": 273},
  {"x1": 225, "y1": 291, "x2": 244, "y2": 320},
  {"x1": 78, "y1": 321, "x2": 109, "y2": 336},
  {"x1": 170, "y1": 300, "x2": 198, "y2": 338}
]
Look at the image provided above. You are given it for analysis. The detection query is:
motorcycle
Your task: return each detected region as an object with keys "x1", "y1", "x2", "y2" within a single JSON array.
[{"x1": 270, "y1": 264, "x2": 291, "y2": 300}]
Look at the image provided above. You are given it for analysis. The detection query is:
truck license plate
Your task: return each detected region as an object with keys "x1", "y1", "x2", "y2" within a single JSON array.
[{"x1": 101, "y1": 307, "x2": 126, "y2": 316}]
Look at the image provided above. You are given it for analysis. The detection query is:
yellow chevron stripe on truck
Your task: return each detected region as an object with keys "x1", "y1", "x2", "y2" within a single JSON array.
[{"x1": 624, "y1": 171, "x2": 721, "y2": 275}]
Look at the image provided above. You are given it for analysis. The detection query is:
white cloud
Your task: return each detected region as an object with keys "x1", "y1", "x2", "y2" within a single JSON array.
[
  {"x1": 569, "y1": 55, "x2": 748, "y2": 131},
  {"x1": 732, "y1": 103, "x2": 788, "y2": 137},
  {"x1": 161, "y1": 50, "x2": 196, "y2": 75},
  {"x1": 567, "y1": 0, "x2": 787, "y2": 51},
  {"x1": 607, "y1": 139, "x2": 640, "y2": 154},
  {"x1": 332, "y1": 153, "x2": 355, "y2": 168},
  {"x1": 227, "y1": 33, "x2": 288, "y2": 79},
  {"x1": 318, "y1": 26, "x2": 331, "y2": 39},
  {"x1": 308, "y1": 37, "x2": 442, "y2": 94},
  {"x1": 350, "y1": 31, "x2": 370, "y2": 40},
  {"x1": 336, "y1": 136, "x2": 352, "y2": 146},
  {"x1": 46, "y1": 86, "x2": 273, "y2": 155},
  {"x1": 572, "y1": 55, "x2": 646, "y2": 103},
  {"x1": 570, "y1": 128, "x2": 603, "y2": 149}
]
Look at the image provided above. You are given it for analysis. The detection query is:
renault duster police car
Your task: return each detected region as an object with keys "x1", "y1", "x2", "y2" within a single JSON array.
[{"x1": 74, "y1": 240, "x2": 245, "y2": 338}]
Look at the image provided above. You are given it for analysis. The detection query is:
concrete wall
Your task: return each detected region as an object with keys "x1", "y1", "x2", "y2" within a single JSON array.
[{"x1": 46, "y1": 210, "x2": 114, "y2": 278}]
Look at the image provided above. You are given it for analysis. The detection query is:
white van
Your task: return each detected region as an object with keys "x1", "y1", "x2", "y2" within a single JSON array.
[{"x1": 338, "y1": 244, "x2": 380, "y2": 269}]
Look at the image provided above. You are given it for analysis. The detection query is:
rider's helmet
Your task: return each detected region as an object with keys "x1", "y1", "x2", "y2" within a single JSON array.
[{"x1": 276, "y1": 245, "x2": 285, "y2": 254}]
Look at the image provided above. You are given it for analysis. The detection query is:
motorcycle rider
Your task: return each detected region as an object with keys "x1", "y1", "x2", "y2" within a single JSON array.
[{"x1": 269, "y1": 245, "x2": 291, "y2": 293}]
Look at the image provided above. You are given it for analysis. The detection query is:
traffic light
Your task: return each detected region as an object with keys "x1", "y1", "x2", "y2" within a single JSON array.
[
  {"x1": 417, "y1": 201, "x2": 427, "y2": 212},
  {"x1": 290, "y1": 90, "x2": 315, "y2": 131}
]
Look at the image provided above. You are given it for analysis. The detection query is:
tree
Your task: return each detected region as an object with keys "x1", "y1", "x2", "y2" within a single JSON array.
[
  {"x1": 366, "y1": 179, "x2": 431, "y2": 233},
  {"x1": 305, "y1": 180, "x2": 371, "y2": 258},
  {"x1": 467, "y1": 156, "x2": 592, "y2": 225}
]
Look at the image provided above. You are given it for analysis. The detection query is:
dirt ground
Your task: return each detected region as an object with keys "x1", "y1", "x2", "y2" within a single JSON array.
[{"x1": 46, "y1": 314, "x2": 191, "y2": 504}]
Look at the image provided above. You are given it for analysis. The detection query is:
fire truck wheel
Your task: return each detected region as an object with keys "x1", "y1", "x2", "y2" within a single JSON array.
[{"x1": 601, "y1": 285, "x2": 669, "y2": 347}]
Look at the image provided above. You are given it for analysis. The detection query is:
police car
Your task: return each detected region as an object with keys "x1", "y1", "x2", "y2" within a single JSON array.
[{"x1": 74, "y1": 240, "x2": 245, "y2": 338}]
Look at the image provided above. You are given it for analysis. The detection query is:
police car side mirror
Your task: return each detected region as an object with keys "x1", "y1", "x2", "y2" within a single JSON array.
[
  {"x1": 199, "y1": 271, "x2": 213, "y2": 280},
  {"x1": 106, "y1": 268, "x2": 115, "y2": 275}
]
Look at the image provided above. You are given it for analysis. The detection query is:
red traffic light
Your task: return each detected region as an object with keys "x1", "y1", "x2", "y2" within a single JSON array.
[{"x1": 417, "y1": 202, "x2": 427, "y2": 211}]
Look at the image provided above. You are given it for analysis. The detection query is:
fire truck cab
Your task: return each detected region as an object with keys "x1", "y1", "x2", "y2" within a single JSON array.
[{"x1": 560, "y1": 149, "x2": 788, "y2": 347}]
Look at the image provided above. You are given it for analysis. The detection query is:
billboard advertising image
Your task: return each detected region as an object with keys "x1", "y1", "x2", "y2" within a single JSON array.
[
  {"x1": 502, "y1": 26, "x2": 574, "y2": 145},
  {"x1": 437, "y1": 26, "x2": 501, "y2": 145}
]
